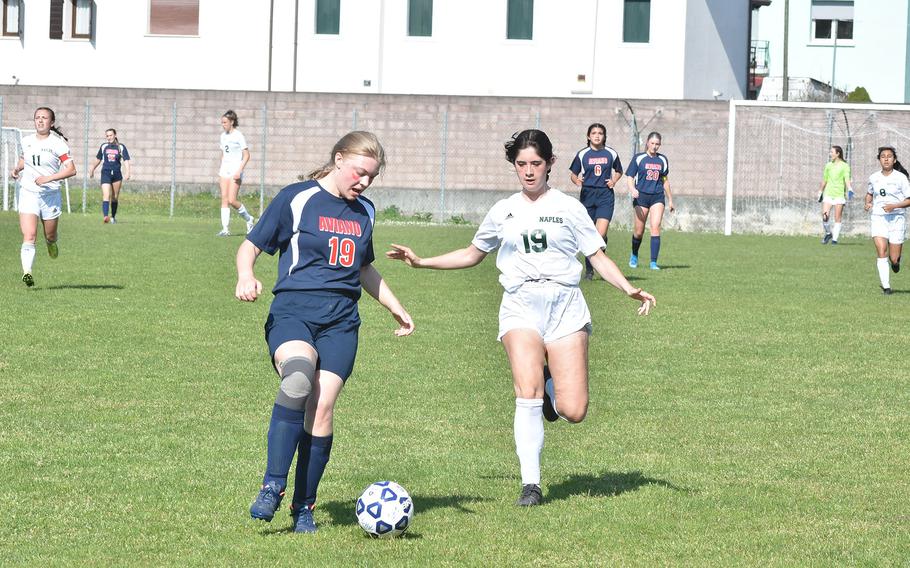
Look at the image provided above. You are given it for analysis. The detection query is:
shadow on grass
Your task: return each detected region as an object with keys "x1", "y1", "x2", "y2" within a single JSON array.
[
  {"x1": 545, "y1": 470, "x2": 689, "y2": 502},
  {"x1": 259, "y1": 493, "x2": 489, "y2": 536},
  {"x1": 45, "y1": 284, "x2": 125, "y2": 290}
]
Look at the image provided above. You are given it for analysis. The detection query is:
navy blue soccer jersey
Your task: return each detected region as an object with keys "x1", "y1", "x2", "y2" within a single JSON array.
[
  {"x1": 626, "y1": 152, "x2": 669, "y2": 194},
  {"x1": 96, "y1": 143, "x2": 130, "y2": 172},
  {"x1": 569, "y1": 146, "x2": 622, "y2": 188},
  {"x1": 246, "y1": 180, "x2": 376, "y2": 298}
]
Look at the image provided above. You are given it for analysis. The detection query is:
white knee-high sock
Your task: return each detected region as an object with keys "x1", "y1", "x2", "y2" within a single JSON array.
[
  {"x1": 236, "y1": 204, "x2": 253, "y2": 222},
  {"x1": 822, "y1": 220, "x2": 831, "y2": 235},
  {"x1": 832, "y1": 223, "x2": 842, "y2": 241},
  {"x1": 220, "y1": 207, "x2": 230, "y2": 230},
  {"x1": 514, "y1": 398, "x2": 544, "y2": 486},
  {"x1": 21, "y1": 242, "x2": 36, "y2": 274},
  {"x1": 877, "y1": 257, "x2": 891, "y2": 289}
]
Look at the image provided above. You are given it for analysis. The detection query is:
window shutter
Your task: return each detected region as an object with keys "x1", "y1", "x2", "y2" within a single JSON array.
[
  {"x1": 49, "y1": 0, "x2": 63, "y2": 39},
  {"x1": 90, "y1": 0, "x2": 97, "y2": 46}
]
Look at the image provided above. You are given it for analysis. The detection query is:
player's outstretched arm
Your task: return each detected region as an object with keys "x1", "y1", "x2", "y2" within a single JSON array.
[
  {"x1": 360, "y1": 264, "x2": 414, "y2": 337},
  {"x1": 235, "y1": 239, "x2": 263, "y2": 302},
  {"x1": 589, "y1": 249, "x2": 656, "y2": 316},
  {"x1": 386, "y1": 243, "x2": 487, "y2": 270}
]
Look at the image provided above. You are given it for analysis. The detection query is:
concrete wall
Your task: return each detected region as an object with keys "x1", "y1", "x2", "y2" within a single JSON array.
[{"x1": 684, "y1": 0, "x2": 749, "y2": 100}]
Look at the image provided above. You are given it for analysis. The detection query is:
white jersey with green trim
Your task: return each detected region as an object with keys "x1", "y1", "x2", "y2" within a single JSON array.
[
  {"x1": 18, "y1": 132, "x2": 71, "y2": 194},
  {"x1": 220, "y1": 129, "x2": 248, "y2": 169},
  {"x1": 867, "y1": 170, "x2": 910, "y2": 216},
  {"x1": 472, "y1": 188, "x2": 605, "y2": 293}
]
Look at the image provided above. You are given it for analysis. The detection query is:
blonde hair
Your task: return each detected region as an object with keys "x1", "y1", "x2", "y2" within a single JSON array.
[{"x1": 307, "y1": 131, "x2": 386, "y2": 180}]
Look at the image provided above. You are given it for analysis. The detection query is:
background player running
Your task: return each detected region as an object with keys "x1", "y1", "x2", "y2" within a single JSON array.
[
  {"x1": 387, "y1": 129, "x2": 654, "y2": 507},
  {"x1": 10, "y1": 107, "x2": 76, "y2": 287},
  {"x1": 89, "y1": 128, "x2": 131, "y2": 224},
  {"x1": 569, "y1": 123, "x2": 623, "y2": 279},
  {"x1": 626, "y1": 131, "x2": 674, "y2": 270},
  {"x1": 864, "y1": 146, "x2": 910, "y2": 294},
  {"x1": 236, "y1": 131, "x2": 414, "y2": 533}
]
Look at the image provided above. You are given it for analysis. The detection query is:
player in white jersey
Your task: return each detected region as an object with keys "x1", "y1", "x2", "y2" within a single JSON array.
[
  {"x1": 217, "y1": 110, "x2": 255, "y2": 236},
  {"x1": 10, "y1": 107, "x2": 77, "y2": 287},
  {"x1": 864, "y1": 146, "x2": 910, "y2": 294},
  {"x1": 387, "y1": 130, "x2": 655, "y2": 507}
]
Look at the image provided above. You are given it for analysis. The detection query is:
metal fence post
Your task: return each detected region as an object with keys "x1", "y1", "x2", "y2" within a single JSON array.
[
  {"x1": 170, "y1": 101, "x2": 177, "y2": 218},
  {"x1": 352, "y1": 108, "x2": 358, "y2": 131},
  {"x1": 260, "y1": 102, "x2": 267, "y2": 216},
  {"x1": 439, "y1": 109, "x2": 448, "y2": 223},
  {"x1": 0, "y1": 95, "x2": 6, "y2": 212},
  {"x1": 535, "y1": 110, "x2": 541, "y2": 130},
  {"x1": 82, "y1": 101, "x2": 90, "y2": 214}
]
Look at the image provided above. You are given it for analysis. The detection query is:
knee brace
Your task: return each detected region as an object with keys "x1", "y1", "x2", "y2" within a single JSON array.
[{"x1": 275, "y1": 356, "x2": 316, "y2": 411}]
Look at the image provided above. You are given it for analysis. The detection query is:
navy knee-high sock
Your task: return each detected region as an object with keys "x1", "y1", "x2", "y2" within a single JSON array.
[
  {"x1": 262, "y1": 403, "x2": 305, "y2": 489},
  {"x1": 102, "y1": 201, "x2": 110, "y2": 217},
  {"x1": 111, "y1": 200, "x2": 119, "y2": 218},
  {"x1": 650, "y1": 236, "x2": 661, "y2": 262},
  {"x1": 632, "y1": 237, "x2": 642, "y2": 256},
  {"x1": 292, "y1": 432, "x2": 334, "y2": 510}
]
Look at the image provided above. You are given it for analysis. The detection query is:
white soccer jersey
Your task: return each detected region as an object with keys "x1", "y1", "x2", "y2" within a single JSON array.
[
  {"x1": 472, "y1": 188, "x2": 606, "y2": 293},
  {"x1": 18, "y1": 132, "x2": 71, "y2": 194},
  {"x1": 220, "y1": 129, "x2": 248, "y2": 169},
  {"x1": 867, "y1": 170, "x2": 910, "y2": 216}
]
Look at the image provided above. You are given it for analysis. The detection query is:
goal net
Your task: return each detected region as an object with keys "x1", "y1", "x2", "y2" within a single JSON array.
[
  {"x1": 725, "y1": 100, "x2": 910, "y2": 236},
  {"x1": 1, "y1": 127, "x2": 71, "y2": 213}
]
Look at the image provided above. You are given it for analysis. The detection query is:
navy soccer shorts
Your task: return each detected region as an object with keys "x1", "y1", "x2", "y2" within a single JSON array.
[
  {"x1": 100, "y1": 169, "x2": 123, "y2": 185},
  {"x1": 265, "y1": 291, "x2": 361, "y2": 380},
  {"x1": 579, "y1": 186, "x2": 615, "y2": 222},
  {"x1": 632, "y1": 191, "x2": 666, "y2": 210}
]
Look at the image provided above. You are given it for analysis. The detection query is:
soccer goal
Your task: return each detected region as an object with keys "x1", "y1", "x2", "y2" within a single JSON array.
[
  {"x1": 1, "y1": 127, "x2": 71, "y2": 213},
  {"x1": 724, "y1": 100, "x2": 910, "y2": 236}
]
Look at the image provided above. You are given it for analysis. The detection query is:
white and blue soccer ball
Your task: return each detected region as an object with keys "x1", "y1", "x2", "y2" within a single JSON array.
[{"x1": 355, "y1": 481, "x2": 414, "y2": 538}]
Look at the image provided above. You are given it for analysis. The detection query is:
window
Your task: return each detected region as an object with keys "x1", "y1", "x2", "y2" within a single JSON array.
[
  {"x1": 2, "y1": 0, "x2": 20, "y2": 37},
  {"x1": 811, "y1": 0, "x2": 853, "y2": 42},
  {"x1": 408, "y1": 0, "x2": 432, "y2": 37},
  {"x1": 71, "y1": 0, "x2": 93, "y2": 39},
  {"x1": 506, "y1": 0, "x2": 533, "y2": 40},
  {"x1": 149, "y1": 0, "x2": 199, "y2": 36},
  {"x1": 623, "y1": 0, "x2": 650, "y2": 43},
  {"x1": 315, "y1": 0, "x2": 340, "y2": 35}
]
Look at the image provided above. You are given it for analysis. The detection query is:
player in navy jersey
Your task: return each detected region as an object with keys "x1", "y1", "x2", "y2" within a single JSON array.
[
  {"x1": 11, "y1": 107, "x2": 76, "y2": 287},
  {"x1": 89, "y1": 128, "x2": 131, "y2": 223},
  {"x1": 625, "y1": 132, "x2": 674, "y2": 270},
  {"x1": 569, "y1": 123, "x2": 623, "y2": 279},
  {"x1": 388, "y1": 129, "x2": 654, "y2": 507},
  {"x1": 236, "y1": 131, "x2": 414, "y2": 533}
]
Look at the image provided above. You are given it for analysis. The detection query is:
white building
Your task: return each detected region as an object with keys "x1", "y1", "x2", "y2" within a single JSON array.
[
  {"x1": 0, "y1": 0, "x2": 750, "y2": 100},
  {"x1": 751, "y1": 0, "x2": 910, "y2": 103}
]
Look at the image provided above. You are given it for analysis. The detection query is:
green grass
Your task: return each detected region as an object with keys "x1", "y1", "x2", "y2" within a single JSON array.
[{"x1": 1, "y1": 209, "x2": 908, "y2": 566}]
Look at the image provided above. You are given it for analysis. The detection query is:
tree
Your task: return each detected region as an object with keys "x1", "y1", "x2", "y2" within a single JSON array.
[{"x1": 845, "y1": 86, "x2": 872, "y2": 103}]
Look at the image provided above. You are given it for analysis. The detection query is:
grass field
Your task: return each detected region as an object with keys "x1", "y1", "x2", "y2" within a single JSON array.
[{"x1": 1, "y1": 197, "x2": 909, "y2": 566}]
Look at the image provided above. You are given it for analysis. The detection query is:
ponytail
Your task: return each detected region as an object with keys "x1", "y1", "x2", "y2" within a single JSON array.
[{"x1": 895, "y1": 160, "x2": 909, "y2": 177}]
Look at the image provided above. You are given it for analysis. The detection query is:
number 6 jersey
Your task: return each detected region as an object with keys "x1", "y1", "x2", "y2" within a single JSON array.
[
  {"x1": 246, "y1": 180, "x2": 376, "y2": 299},
  {"x1": 472, "y1": 188, "x2": 605, "y2": 293}
]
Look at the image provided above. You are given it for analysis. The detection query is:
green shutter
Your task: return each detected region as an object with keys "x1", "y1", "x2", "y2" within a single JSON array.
[
  {"x1": 316, "y1": 0, "x2": 340, "y2": 35},
  {"x1": 507, "y1": 0, "x2": 533, "y2": 40},
  {"x1": 623, "y1": 0, "x2": 650, "y2": 43},
  {"x1": 408, "y1": 0, "x2": 433, "y2": 37}
]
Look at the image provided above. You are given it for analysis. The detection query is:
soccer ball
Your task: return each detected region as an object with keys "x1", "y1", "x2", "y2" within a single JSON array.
[{"x1": 355, "y1": 481, "x2": 414, "y2": 538}]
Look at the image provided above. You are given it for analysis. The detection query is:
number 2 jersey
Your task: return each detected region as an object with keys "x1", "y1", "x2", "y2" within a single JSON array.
[
  {"x1": 472, "y1": 188, "x2": 605, "y2": 293},
  {"x1": 867, "y1": 170, "x2": 910, "y2": 216},
  {"x1": 246, "y1": 180, "x2": 375, "y2": 299},
  {"x1": 18, "y1": 132, "x2": 71, "y2": 194}
]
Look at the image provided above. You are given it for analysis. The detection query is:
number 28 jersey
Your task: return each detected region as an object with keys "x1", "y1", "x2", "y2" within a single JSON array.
[
  {"x1": 246, "y1": 180, "x2": 376, "y2": 299},
  {"x1": 867, "y1": 170, "x2": 910, "y2": 216},
  {"x1": 472, "y1": 188, "x2": 605, "y2": 293}
]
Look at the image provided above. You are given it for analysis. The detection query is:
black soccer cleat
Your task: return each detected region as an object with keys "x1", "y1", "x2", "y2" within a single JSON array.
[
  {"x1": 542, "y1": 367, "x2": 559, "y2": 423},
  {"x1": 22, "y1": 273, "x2": 34, "y2": 287},
  {"x1": 822, "y1": 233, "x2": 833, "y2": 245},
  {"x1": 882, "y1": 286, "x2": 893, "y2": 295},
  {"x1": 516, "y1": 484, "x2": 542, "y2": 506},
  {"x1": 892, "y1": 258, "x2": 901, "y2": 273}
]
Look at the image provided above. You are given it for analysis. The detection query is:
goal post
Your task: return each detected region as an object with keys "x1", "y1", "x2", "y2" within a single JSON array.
[{"x1": 725, "y1": 100, "x2": 910, "y2": 236}]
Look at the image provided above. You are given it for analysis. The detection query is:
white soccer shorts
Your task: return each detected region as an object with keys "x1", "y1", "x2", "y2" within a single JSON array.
[
  {"x1": 498, "y1": 281, "x2": 592, "y2": 343},
  {"x1": 822, "y1": 196, "x2": 846, "y2": 206},
  {"x1": 219, "y1": 162, "x2": 244, "y2": 179},
  {"x1": 17, "y1": 189, "x2": 62, "y2": 220},
  {"x1": 870, "y1": 213, "x2": 906, "y2": 244}
]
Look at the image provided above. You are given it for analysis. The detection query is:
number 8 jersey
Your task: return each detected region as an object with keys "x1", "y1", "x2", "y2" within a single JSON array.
[
  {"x1": 246, "y1": 180, "x2": 376, "y2": 299},
  {"x1": 472, "y1": 188, "x2": 605, "y2": 293},
  {"x1": 867, "y1": 170, "x2": 910, "y2": 216}
]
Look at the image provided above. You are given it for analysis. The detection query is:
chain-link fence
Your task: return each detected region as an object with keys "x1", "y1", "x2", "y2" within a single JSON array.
[{"x1": 1, "y1": 88, "x2": 729, "y2": 230}]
